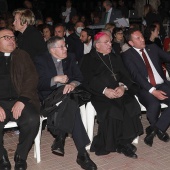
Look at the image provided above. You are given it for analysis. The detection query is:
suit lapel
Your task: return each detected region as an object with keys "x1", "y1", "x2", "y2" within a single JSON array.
[
  {"x1": 47, "y1": 54, "x2": 57, "y2": 76},
  {"x1": 145, "y1": 46, "x2": 157, "y2": 67}
]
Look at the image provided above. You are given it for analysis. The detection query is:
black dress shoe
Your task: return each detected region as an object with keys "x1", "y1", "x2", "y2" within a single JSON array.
[
  {"x1": 14, "y1": 154, "x2": 27, "y2": 170},
  {"x1": 156, "y1": 129, "x2": 170, "y2": 142},
  {"x1": 0, "y1": 155, "x2": 11, "y2": 170},
  {"x1": 128, "y1": 144, "x2": 137, "y2": 153},
  {"x1": 51, "y1": 135, "x2": 65, "y2": 156},
  {"x1": 116, "y1": 144, "x2": 137, "y2": 159},
  {"x1": 146, "y1": 126, "x2": 153, "y2": 134},
  {"x1": 144, "y1": 128, "x2": 156, "y2": 147},
  {"x1": 76, "y1": 151, "x2": 97, "y2": 170}
]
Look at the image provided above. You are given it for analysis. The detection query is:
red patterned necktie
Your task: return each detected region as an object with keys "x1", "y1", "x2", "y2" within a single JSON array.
[{"x1": 140, "y1": 49, "x2": 156, "y2": 86}]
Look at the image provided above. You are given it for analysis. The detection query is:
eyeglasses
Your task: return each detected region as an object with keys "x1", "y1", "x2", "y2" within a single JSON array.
[
  {"x1": 0, "y1": 35, "x2": 16, "y2": 41},
  {"x1": 53, "y1": 45, "x2": 67, "y2": 49}
]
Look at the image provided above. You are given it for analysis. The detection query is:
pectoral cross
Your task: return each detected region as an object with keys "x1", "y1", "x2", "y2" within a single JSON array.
[{"x1": 111, "y1": 73, "x2": 117, "y2": 81}]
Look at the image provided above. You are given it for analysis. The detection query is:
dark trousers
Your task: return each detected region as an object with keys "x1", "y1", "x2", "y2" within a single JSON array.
[
  {"x1": 0, "y1": 100, "x2": 40, "y2": 160},
  {"x1": 72, "y1": 109, "x2": 90, "y2": 151},
  {"x1": 53, "y1": 109, "x2": 90, "y2": 151},
  {"x1": 138, "y1": 83, "x2": 170, "y2": 132}
]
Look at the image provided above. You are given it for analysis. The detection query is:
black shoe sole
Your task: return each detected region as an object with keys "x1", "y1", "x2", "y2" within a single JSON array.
[{"x1": 52, "y1": 149, "x2": 64, "y2": 156}]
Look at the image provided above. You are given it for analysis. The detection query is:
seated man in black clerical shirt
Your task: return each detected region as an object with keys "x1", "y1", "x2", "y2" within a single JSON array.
[
  {"x1": 0, "y1": 28, "x2": 40, "y2": 170},
  {"x1": 34, "y1": 36, "x2": 97, "y2": 170}
]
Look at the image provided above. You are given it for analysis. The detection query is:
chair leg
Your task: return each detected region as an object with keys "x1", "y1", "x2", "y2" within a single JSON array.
[
  {"x1": 34, "y1": 116, "x2": 44, "y2": 163},
  {"x1": 80, "y1": 104, "x2": 87, "y2": 131},
  {"x1": 85, "y1": 102, "x2": 96, "y2": 150}
]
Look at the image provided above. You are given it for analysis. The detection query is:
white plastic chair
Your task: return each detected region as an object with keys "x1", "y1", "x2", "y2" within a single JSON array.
[{"x1": 4, "y1": 116, "x2": 47, "y2": 163}]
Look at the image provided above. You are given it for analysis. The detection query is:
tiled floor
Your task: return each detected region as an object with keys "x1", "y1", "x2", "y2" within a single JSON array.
[{"x1": 4, "y1": 113, "x2": 170, "y2": 170}]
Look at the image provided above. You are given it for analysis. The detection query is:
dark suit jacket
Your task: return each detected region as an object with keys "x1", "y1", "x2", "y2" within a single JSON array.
[
  {"x1": 100, "y1": 8, "x2": 122, "y2": 24},
  {"x1": 67, "y1": 33, "x2": 84, "y2": 63},
  {"x1": 34, "y1": 51, "x2": 83, "y2": 101},
  {"x1": 121, "y1": 44, "x2": 170, "y2": 92}
]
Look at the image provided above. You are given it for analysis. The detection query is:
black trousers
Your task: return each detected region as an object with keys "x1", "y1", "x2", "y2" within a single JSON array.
[
  {"x1": 138, "y1": 83, "x2": 170, "y2": 132},
  {"x1": 52, "y1": 109, "x2": 90, "y2": 151},
  {"x1": 72, "y1": 109, "x2": 90, "y2": 151},
  {"x1": 0, "y1": 100, "x2": 40, "y2": 160}
]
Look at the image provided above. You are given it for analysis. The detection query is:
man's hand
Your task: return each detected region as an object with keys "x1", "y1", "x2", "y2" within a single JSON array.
[
  {"x1": 152, "y1": 90, "x2": 168, "y2": 100},
  {"x1": 63, "y1": 83, "x2": 76, "y2": 94},
  {"x1": 104, "y1": 86, "x2": 125, "y2": 99},
  {"x1": 114, "y1": 86, "x2": 125, "y2": 98},
  {"x1": 0, "y1": 107, "x2": 6, "y2": 122},
  {"x1": 11, "y1": 101, "x2": 25, "y2": 120},
  {"x1": 54, "y1": 75, "x2": 69, "y2": 84}
]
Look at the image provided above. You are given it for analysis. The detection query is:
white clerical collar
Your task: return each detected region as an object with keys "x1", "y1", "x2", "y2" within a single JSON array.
[{"x1": 4, "y1": 53, "x2": 10, "y2": 56}]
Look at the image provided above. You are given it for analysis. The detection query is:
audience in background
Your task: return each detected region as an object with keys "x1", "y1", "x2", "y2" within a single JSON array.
[
  {"x1": 104, "y1": 22, "x2": 115, "y2": 34},
  {"x1": 112, "y1": 27, "x2": 124, "y2": 55},
  {"x1": 144, "y1": 24, "x2": 161, "y2": 48},
  {"x1": 42, "y1": 24, "x2": 54, "y2": 42},
  {"x1": 80, "y1": 28, "x2": 94, "y2": 54},
  {"x1": 60, "y1": 0, "x2": 77, "y2": 24},
  {"x1": 67, "y1": 21, "x2": 84, "y2": 62},
  {"x1": 101, "y1": 0, "x2": 122, "y2": 25},
  {"x1": 13, "y1": 8, "x2": 47, "y2": 60}
]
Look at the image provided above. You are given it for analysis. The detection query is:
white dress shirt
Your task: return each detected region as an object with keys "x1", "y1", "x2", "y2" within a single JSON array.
[
  {"x1": 84, "y1": 40, "x2": 92, "y2": 54},
  {"x1": 133, "y1": 47, "x2": 164, "y2": 93}
]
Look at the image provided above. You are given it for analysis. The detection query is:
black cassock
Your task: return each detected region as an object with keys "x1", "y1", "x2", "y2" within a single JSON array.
[{"x1": 80, "y1": 48, "x2": 143, "y2": 155}]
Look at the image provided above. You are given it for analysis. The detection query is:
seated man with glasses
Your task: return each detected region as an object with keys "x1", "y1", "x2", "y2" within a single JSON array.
[
  {"x1": 0, "y1": 28, "x2": 40, "y2": 170},
  {"x1": 80, "y1": 32, "x2": 143, "y2": 158},
  {"x1": 34, "y1": 36, "x2": 97, "y2": 170}
]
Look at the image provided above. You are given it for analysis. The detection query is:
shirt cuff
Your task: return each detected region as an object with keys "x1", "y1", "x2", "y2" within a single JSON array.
[
  {"x1": 51, "y1": 77, "x2": 56, "y2": 87},
  {"x1": 70, "y1": 81, "x2": 81, "y2": 87},
  {"x1": 119, "y1": 82, "x2": 128, "y2": 90},
  {"x1": 103, "y1": 87, "x2": 107, "y2": 94},
  {"x1": 149, "y1": 87, "x2": 156, "y2": 93}
]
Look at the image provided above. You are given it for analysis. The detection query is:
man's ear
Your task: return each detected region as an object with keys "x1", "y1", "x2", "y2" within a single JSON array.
[
  {"x1": 96, "y1": 42, "x2": 100, "y2": 49},
  {"x1": 49, "y1": 48, "x2": 54, "y2": 55},
  {"x1": 128, "y1": 40, "x2": 133, "y2": 47}
]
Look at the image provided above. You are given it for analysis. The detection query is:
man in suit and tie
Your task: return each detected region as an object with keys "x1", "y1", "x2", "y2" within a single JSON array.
[
  {"x1": 100, "y1": 0, "x2": 122, "y2": 25},
  {"x1": 60, "y1": 0, "x2": 77, "y2": 24},
  {"x1": 122, "y1": 28, "x2": 170, "y2": 147},
  {"x1": 34, "y1": 36, "x2": 97, "y2": 170}
]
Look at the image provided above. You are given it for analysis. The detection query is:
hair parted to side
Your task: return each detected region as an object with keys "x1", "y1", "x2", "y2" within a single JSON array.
[
  {"x1": 125, "y1": 28, "x2": 140, "y2": 42},
  {"x1": 13, "y1": 9, "x2": 35, "y2": 26},
  {"x1": 47, "y1": 36, "x2": 64, "y2": 51}
]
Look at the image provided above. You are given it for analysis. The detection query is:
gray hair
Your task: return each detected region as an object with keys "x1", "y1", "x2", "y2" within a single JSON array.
[{"x1": 47, "y1": 36, "x2": 64, "y2": 51}]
